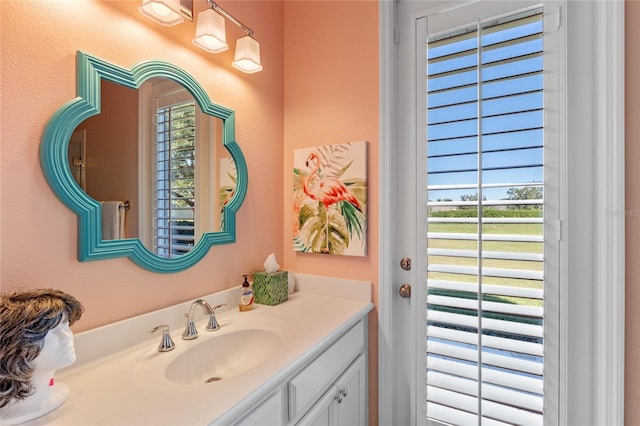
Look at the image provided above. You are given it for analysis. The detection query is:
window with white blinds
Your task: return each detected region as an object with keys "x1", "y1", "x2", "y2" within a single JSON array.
[
  {"x1": 155, "y1": 100, "x2": 197, "y2": 258},
  {"x1": 426, "y1": 8, "x2": 545, "y2": 425}
]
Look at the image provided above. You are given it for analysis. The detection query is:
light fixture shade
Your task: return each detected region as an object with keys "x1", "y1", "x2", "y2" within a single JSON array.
[
  {"x1": 193, "y1": 9, "x2": 229, "y2": 54},
  {"x1": 139, "y1": 0, "x2": 184, "y2": 26},
  {"x1": 232, "y1": 36, "x2": 263, "y2": 74}
]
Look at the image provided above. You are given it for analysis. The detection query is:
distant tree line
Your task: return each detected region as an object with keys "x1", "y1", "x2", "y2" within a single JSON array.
[
  {"x1": 430, "y1": 186, "x2": 543, "y2": 217},
  {"x1": 429, "y1": 208, "x2": 542, "y2": 218}
]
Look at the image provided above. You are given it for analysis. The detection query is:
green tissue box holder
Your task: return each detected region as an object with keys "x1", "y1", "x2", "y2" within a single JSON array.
[{"x1": 253, "y1": 271, "x2": 288, "y2": 306}]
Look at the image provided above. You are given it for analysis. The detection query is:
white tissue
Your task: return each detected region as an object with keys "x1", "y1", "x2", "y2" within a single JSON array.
[{"x1": 264, "y1": 253, "x2": 280, "y2": 273}]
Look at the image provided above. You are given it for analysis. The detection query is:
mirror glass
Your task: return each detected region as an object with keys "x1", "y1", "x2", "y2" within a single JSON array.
[
  {"x1": 41, "y1": 52, "x2": 248, "y2": 273},
  {"x1": 67, "y1": 79, "x2": 237, "y2": 257}
]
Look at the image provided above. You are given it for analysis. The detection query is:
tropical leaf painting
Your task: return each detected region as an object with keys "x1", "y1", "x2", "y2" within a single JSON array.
[{"x1": 293, "y1": 141, "x2": 367, "y2": 256}]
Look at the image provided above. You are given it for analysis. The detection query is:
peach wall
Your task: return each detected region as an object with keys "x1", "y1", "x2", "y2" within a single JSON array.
[
  {"x1": 282, "y1": 1, "x2": 379, "y2": 424},
  {"x1": 0, "y1": 0, "x2": 284, "y2": 331},
  {"x1": 626, "y1": 1, "x2": 640, "y2": 423}
]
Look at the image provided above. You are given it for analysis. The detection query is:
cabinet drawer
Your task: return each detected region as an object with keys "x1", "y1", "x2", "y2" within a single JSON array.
[{"x1": 288, "y1": 321, "x2": 365, "y2": 421}]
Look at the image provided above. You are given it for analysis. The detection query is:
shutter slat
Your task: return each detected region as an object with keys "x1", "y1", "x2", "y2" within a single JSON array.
[
  {"x1": 428, "y1": 264, "x2": 544, "y2": 280},
  {"x1": 427, "y1": 326, "x2": 544, "y2": 357},
  {"x1": 427, "y1": 386, "x2": 478, "y2": 416},
  {"x1": 427, "y1": 340, "x2": 542, "y2": 376},
  {"x1": 482, "y1": 398, "x2": 543, "y2": 426},
  {"x1": 481, "y1": 367, "x2": 543, "y2": 395},
  {"x1": 428, "y1": 309, "x2": 479, "y2": 329},
  {"x1": 429, "y1": 232, "x2": 543, "y2": 243},
  {"x1": 428, "y1": 279, "x2": 543, "y2": 299},
  {"x1": 428, "y1": 294, "x2": 543, "y2": 318},
  {"x1": 428, "y1": 248, "x2": 543, "y2": 261},
  {"x1": 428, "y1": 370, "x2": 478, "y2": 396},
  {"x1": 427, "y1": 354, "x2": 479, "y2": 381},
  {"x1": 427, "y1": 310, "x2": 543, "y2": 338},
  {"x1": 428, "y1": 217, "x2": 543, "y2": 223},
  {"x1": 483, "y1": 382, "x2": 543, "y2": 413},
  {"x1": 426, "y1": 402, "x2": 480, "y2": 426},
  {"x1": 428, "y1": 199, "x2": 542, "y2": 207},
  {"x1": 428, "y1": 182, "x2": 543, "y2": 191}
]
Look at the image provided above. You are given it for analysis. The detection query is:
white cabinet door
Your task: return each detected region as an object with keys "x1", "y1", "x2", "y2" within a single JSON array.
[
  {"x1": 288, "y1": 322, "x2": 365, "y2": 421},
  {"x1": 296, "y1": 387, "x2": 335, "y2": 426},
  {"x1": 334, "y1": 355, "x2": 366, "y2": 426},
  {"x1": 297, "y1": 354, "x2": 366, "y2": 426}
]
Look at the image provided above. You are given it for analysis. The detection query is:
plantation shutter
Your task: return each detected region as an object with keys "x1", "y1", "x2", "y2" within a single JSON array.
[
  {"x1": 155, "y1": 100, "x2": 197, "y2": 258},
  {"x1": 425, "y1": 7, "x2": 545, "y2": 425}
]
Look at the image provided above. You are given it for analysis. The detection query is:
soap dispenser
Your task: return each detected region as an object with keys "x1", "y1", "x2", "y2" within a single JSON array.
[{"x1": 239, "y1": 275, "x2": 254, "y2": 312}]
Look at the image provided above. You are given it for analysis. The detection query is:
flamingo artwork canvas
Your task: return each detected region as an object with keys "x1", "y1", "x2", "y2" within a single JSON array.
[{"x1": 293, "y1": 141, "x2": 367, "y2": 256}]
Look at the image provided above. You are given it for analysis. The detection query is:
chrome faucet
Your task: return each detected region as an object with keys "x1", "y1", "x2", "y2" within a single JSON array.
[
  {"x1": 181, "y1": 299, "x2": 226, "y2": 340},
  {"x1": 148, "y1": 324, "x2": 175, "y2": 352}
]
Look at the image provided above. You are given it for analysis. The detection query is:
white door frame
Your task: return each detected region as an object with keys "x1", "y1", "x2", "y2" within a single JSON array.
[{"x1": 378, "y1": 1, "x2": 625, "y2": 424}]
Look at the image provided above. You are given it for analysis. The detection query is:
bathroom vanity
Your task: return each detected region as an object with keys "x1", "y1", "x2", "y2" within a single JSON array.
[
  {"x1": 29, "y1": 275, "x2": 373, "y2": 425},
  {"x1": 232, "y1": 313, "x2": 367, "y2": 426}
]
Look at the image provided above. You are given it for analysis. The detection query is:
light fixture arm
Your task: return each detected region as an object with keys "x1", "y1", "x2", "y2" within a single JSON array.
[{"x1": 205, "y1": 0, "x2": 254, "y2": 37}]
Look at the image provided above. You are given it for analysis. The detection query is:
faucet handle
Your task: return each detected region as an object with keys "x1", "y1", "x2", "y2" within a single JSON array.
[
  {"x1": 182, "y1": 312, "x2": 198, "y2": 340},
  {"x1": 148, "y1": 325, "x2": 175, "y2": 352},
  {"x1": 206, "y1": 303, "x2": 227, "y2": 331}
]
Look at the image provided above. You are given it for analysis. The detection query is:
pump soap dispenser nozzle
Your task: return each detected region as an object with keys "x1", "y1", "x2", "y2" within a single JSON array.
[{"x1": 239, "y1": 274, "x2": 254, "y2": 312}]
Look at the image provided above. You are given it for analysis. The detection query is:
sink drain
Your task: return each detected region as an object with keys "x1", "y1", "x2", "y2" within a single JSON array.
[{"x1": 205, "y1": 377, "x2": 222, "y2": 383}]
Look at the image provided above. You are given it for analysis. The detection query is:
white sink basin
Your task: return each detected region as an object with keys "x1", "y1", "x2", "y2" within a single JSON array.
[
  {"x1": 166, "y1": 328, "x2": 281, "y2": 385},
  {"x1": 132, "y1": 318, "x2": 290, "y2": 389}
]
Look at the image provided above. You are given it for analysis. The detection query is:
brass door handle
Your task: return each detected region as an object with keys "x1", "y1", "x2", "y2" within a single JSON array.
[{"x1": 399, "y1": 284, "x2": 411, "y2": 298}]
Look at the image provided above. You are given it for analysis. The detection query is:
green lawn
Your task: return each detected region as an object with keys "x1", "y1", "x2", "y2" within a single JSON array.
[{"x1": 427, "y1": 221, "x2": 543, "y2": 308}]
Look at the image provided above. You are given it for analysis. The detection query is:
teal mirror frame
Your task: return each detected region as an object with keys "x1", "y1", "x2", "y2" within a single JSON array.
[{"x1": 40, "y1": 51, "x2": 248, "y2": 273}]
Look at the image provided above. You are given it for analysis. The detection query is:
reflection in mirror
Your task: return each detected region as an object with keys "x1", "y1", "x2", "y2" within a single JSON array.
[
  {"x1": 68, "y1": 79, "x2": 236, "y2": 258},
  {"x1": 41, "y1": 52, "x2": 248, "y2": 273}
]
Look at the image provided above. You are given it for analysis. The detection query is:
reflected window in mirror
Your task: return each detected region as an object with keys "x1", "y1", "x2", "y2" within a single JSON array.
[
  {"x1": 153, "y1": 91, "x2": 199, "y2": 258},
  {"x1": 153, "y1": 95, "x2": 197, "y2": 258},
  {"x1": 140, "y1": 79, "x2": 217, "y2": 258}
]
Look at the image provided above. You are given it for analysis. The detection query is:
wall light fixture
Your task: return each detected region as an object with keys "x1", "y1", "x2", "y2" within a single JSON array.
[
  {"x1": 139, "y1": 0, "x2": 262, "y2": 74},
  {"x1": 232, "y1": 34, "x2": 262, "y2": 74},
  {"x1": 193, "y1": 8, "x2": 228, "y2": 53},
  {"x1": 139, "y1": 0, "x2": 184, "y2": 26}
]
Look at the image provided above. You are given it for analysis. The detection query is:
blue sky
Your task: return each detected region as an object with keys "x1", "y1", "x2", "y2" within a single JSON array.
[{"x1": 427, "y1": 17, "x2": 543, "y2": 202}]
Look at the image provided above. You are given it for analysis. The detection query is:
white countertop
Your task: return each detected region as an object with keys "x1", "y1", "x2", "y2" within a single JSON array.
[{"x1": 27, "y1": 275, "x2": 373, "y2": 425}]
